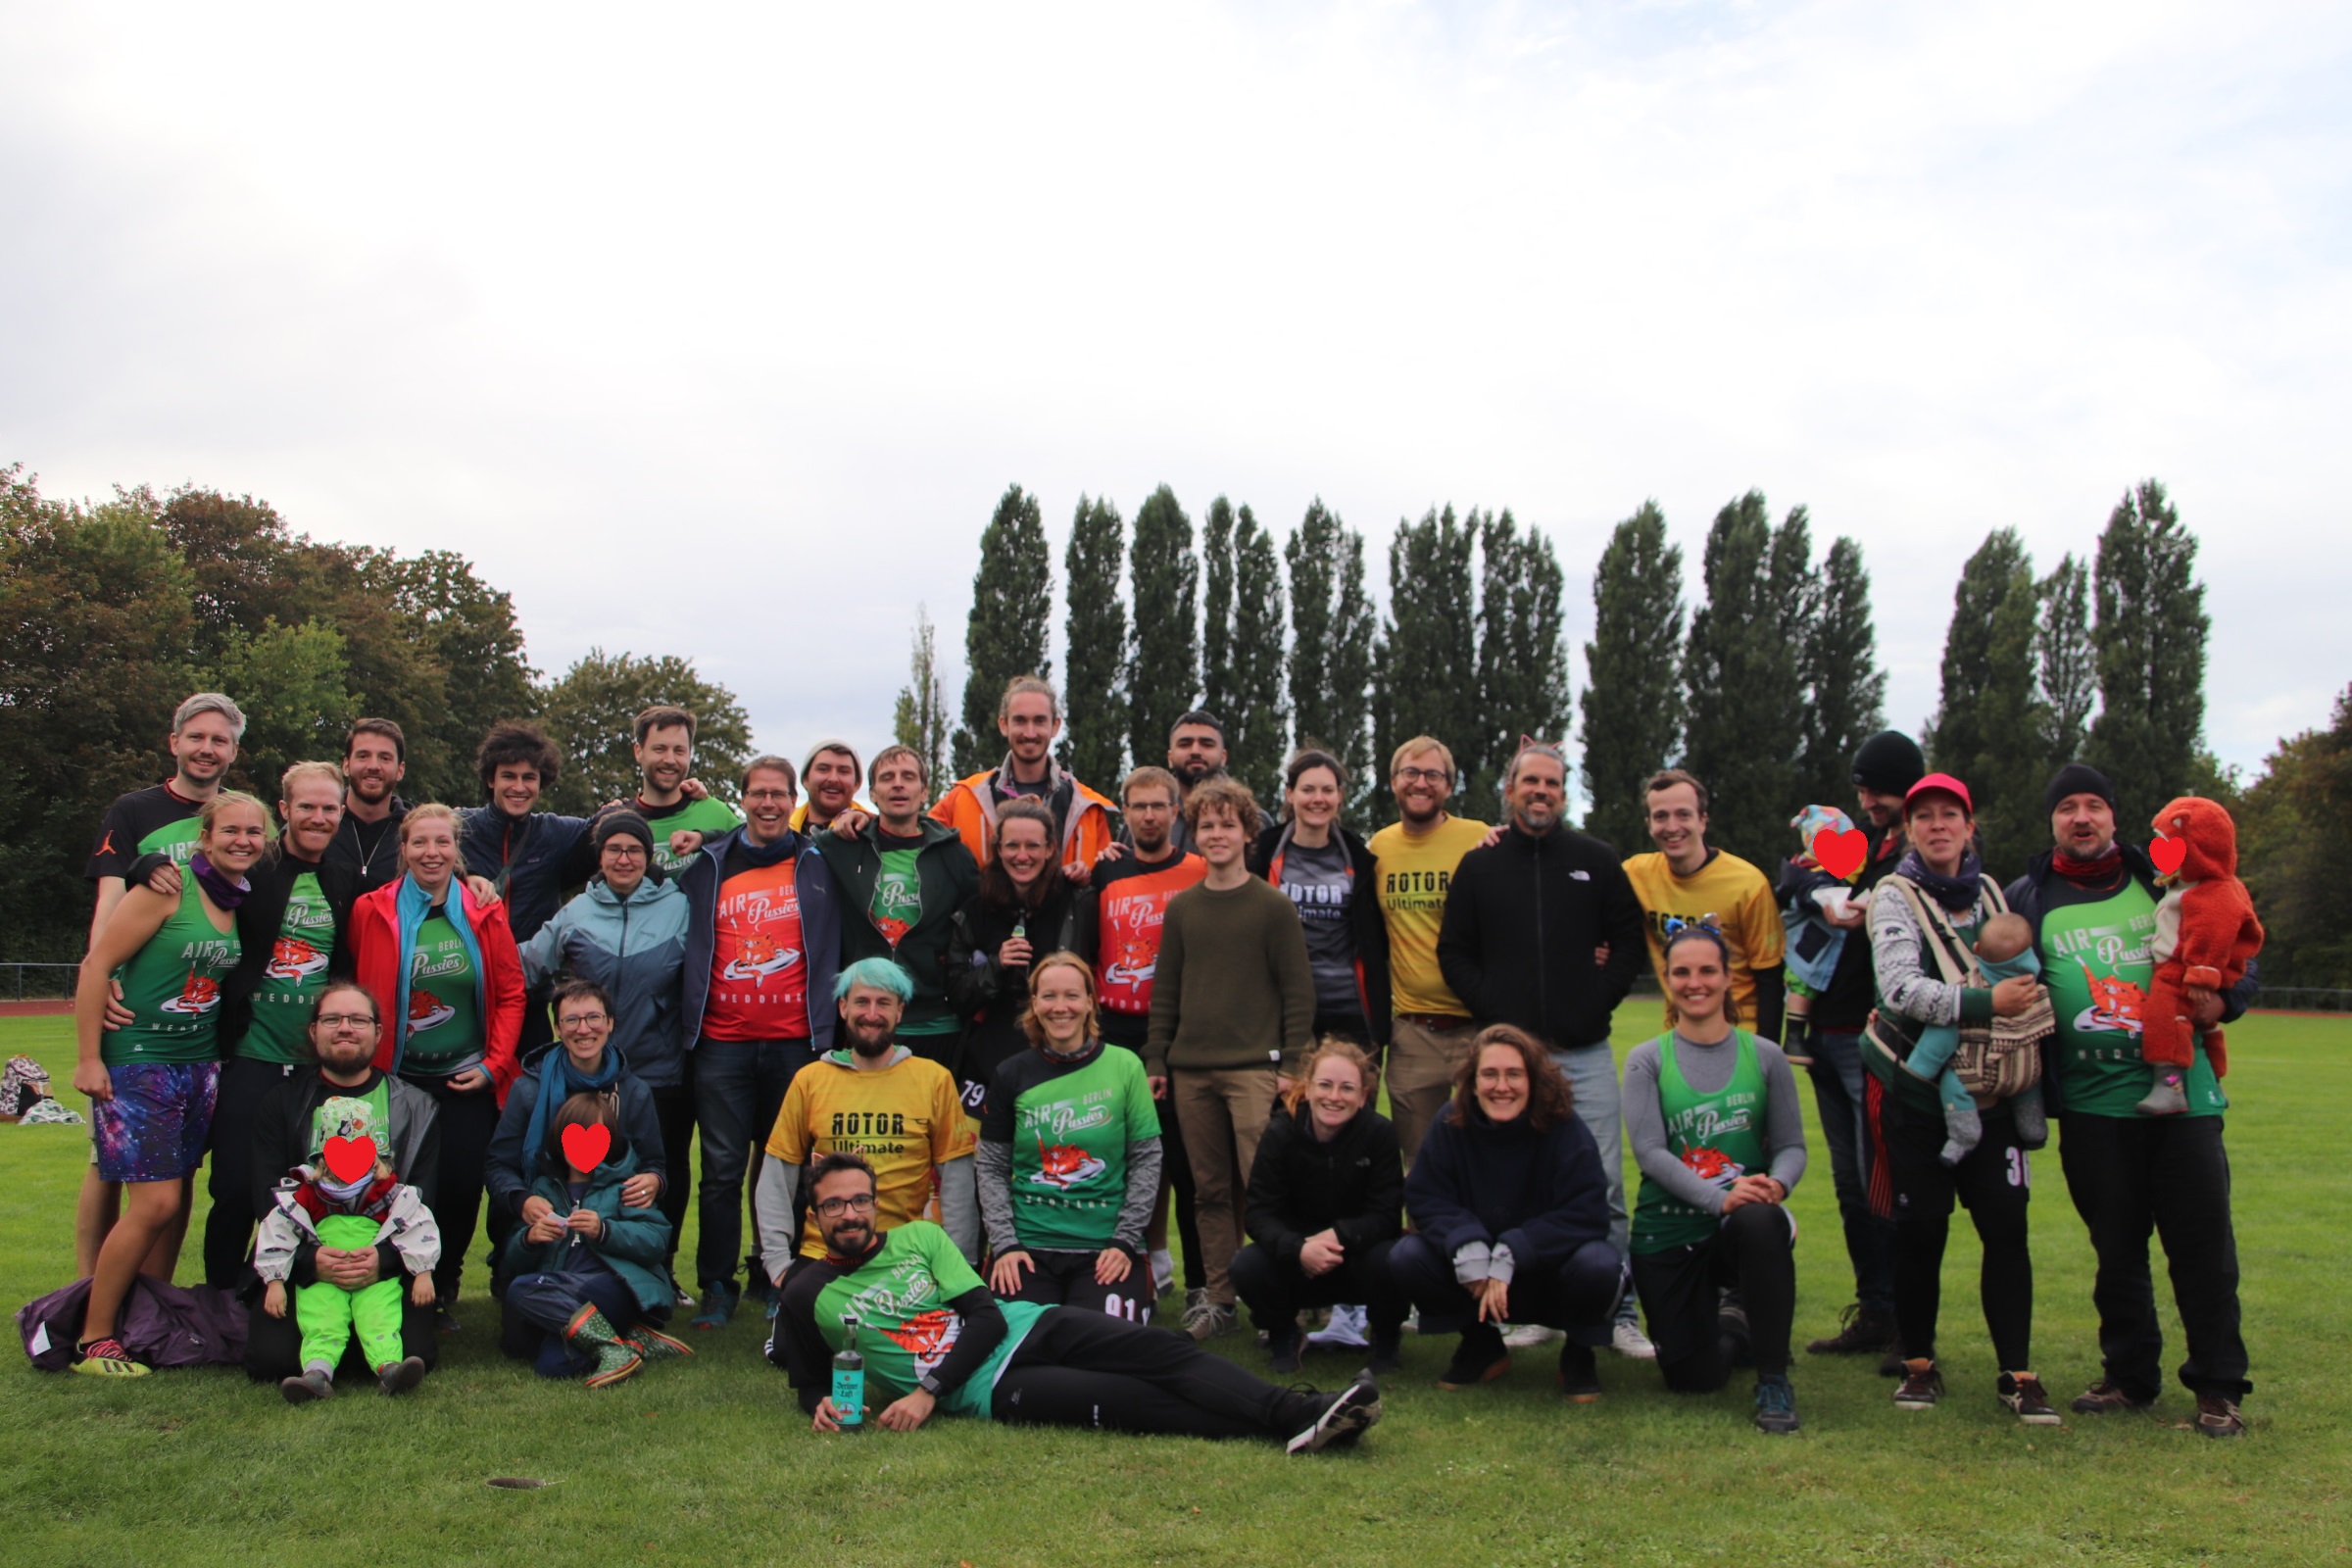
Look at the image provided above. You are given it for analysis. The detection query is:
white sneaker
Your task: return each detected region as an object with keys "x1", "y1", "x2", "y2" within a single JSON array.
[
  {"x1": 1612, "y1": 1316, "x2": 1658, "y2": 1360},
  {"x1": 1150, "y1": 1250, "x2": 1175, "y2": 1297},
  {"x1": 1306, "y1": 1303, "x2": 1370, "y2": 1348},
  {"x1": 1501, "y1": 1322, "x2": 1564, "y2": 1348}
]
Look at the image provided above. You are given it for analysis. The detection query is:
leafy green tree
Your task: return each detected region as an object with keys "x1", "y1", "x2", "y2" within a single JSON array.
[
  {"x1": 368, "y1": 549, "x2": 538, "y2": 806},
  {"x1": 1796, "y1": 534, "x2": 1886, "y2": 811},
  {"x1": 213, "y1": 617, "x2": 359, "y2": 793},
  {"x1": 1060, "y1": 495, "x2": 1129, "y2": 785},
  {"x1": 2236, "y1": 685, "x2": 2352, "y2": 986},
  {"x1": 1680, "y1": 492, "x2": 1805, "y2": 870},
  {"x1": 2036, "y1": 552, "x2": 2096, "y2": 768},
  {"x1": 893, "y1": 605, "x2": 952, "y2": 792},
  {"x1": 1224, "y1": 505, "x2": 1290, "y2": 803},
  {"x1": 1471, "y1": 511, "x2": 1570, "y2": 824},
  {"x1": 952, "y1": 484, "x2": 1054, "y2": 780},
  {"x1": 1288, "y1": 499, "x2": 1375, "y2": 808},
  {"x1": 1125, "y1": 485, "x2": 1200, "y2": 776},
  {"x1": 1372, "y1": 507, "x2": 1477, "y2": 818},
  {"x1": 1580, "y1": 501, "x2": 1684, "y2": 856},
  {"x1": 2085, "y1": 480, "x2": 2209, "y2": 829},
  {"x1": 535, "y1": 649, "x2": 753, "y2": 815},
  {"x1": 1925, "y1": 528, "x2": 2048, "y2": 874},
  {"x1": 1200, "y1": 497, "x2": 1237, "y2": 722}
]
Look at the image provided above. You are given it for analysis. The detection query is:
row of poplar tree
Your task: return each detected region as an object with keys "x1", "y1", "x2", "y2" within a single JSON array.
[{"x1": 909, "y1": 479, "x2": 2219, "y2": 886}]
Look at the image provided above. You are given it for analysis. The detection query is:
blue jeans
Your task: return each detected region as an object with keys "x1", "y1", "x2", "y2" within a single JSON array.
[
  {"x1": 503, "y1": 1266, "x2": 640, "y2": 1378},
  {"x1": 1806, "y1": 1029, "x2": 1896, "y2": 1316},
  {"x1": 691, "y1": 1036, "x2": 816, "y2": 1290}
]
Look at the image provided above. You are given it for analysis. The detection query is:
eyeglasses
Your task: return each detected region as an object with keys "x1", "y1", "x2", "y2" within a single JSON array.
[
  {"x1": 814, "y1": 1194, "x2": 877, "y2": 1217},
  {"x1": 1394, "y1": 767, "x2": 1451, "y2": 785},
  {"x1": 559, "y1": 1012, "x2": 610, "y2": 1029},
  {"x1": 315, "y1": 1013, "x2": 376, "y2": 1030},
  {"x1": 602, "y1": 844, "x2": 646, "y2": 859}
]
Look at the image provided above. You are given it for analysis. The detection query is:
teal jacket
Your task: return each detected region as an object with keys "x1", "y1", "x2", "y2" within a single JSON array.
[
  {"x1": 496, "y1": 1143, "x2": 675, "y2": 1316},
  {"x1": 517, "y1": 875, "x2": 690, "y2": 1088}
]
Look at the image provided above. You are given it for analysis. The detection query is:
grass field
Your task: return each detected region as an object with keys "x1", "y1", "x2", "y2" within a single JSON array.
[{"x1": 3, "y1": 1007, "x2": 2347, "y2": 1568}]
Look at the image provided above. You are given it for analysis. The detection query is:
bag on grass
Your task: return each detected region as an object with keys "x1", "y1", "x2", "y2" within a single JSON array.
[{"x1": 17, "y1": 1273, "x2": 248, "y2": 1371}]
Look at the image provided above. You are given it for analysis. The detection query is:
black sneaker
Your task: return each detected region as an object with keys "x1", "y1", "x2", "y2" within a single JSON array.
[
  {"x1": 1286, "y1": 1374, "x2": 1382, "y2": 1454},
  {"x1": 1437, "y1": 1329, "x2": 1510, "y2": 1391},
  {"x1": 2071, "y1": 1378, "x2": 2153, "y2": 1415},
  {"x1": 1557, "y1": 1340, "x2": 1602, "y2": 1403},
  {"x1": 434, "y1": 1303, "x2": 462, "y2": 1336},
  {"x1": 1998, "y1": 1371, "x2": 2062, "y2": 1425},
  {"x1": 1806, "y1": 1302, "x2": 1895, "y2": 1357},
  {"x1": 2194, "y1": 1394, "x2": 2246, "y2": 1438},
  {"x1": 1892, "y1": 1358, "x2": 1944, "y2": 1409},
  {"x1": 1268, "y1": 1333, "x2": 1303, "y2": 1376},
  {"x1": 1753, "y1": 1374, "x2": 1800, "y2": 1435}
]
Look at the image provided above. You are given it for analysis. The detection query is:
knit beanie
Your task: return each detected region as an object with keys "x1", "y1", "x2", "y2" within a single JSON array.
[
  {"x1": 2043, "y1": 762, "x2": 2118, "y2": 817},
  {"x1": 592, "y1": 808, "x2": 655, "y2": 857},
  {"x1": 1850, "y1": 731, "x2": 1927, "y2": 796}
]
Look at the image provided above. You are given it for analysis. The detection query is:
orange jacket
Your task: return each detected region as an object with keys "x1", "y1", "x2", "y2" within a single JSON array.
[{"x1": 930, "y1": 759, "x2": 1119, "y2": 872}]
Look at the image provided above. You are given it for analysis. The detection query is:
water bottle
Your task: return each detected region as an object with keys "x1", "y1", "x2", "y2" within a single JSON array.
[{"x1": 831, "y1": 1314, "x2": 865, "y2": 1432}]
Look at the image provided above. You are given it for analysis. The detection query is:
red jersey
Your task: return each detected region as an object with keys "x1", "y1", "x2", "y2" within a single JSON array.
[
  {"x1": 703, "y1": 860, "x2": 811, "y2": 1041},
  {"x1": 1094, "y1": 853, "x2": 1207, "y2": 1018}
]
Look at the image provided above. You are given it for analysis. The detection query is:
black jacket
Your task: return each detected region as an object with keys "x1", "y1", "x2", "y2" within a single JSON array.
[
  {"x1": 946, "y1": 882, "x2": 1082, "y2": 1090},
  {"x1": 1246, "y1": 822, "x2": 1395, "y2": 1046},
  {"x1": 321, "y1": 797, "x2": 412, "y2": 903},
  {"x1": 1405, "y1": 1102, "x2": 1611, "y2": 1268},
  {"x1": 817, "y1": 816, "x2": 981, "y2": 1036},
  {"x1": 1437, "y1": 824, "x2": 1646, "y2": 1051},
  {"x1": 1244, "y1": 1101, "x2": 1402, "y2": 1267},
  {"x1": 249, "y1": 1066, "x2": 441, "y2": 1289}
]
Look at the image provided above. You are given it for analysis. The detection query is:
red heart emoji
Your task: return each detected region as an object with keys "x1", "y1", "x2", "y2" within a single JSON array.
[
  {"x1": 562, "y1": 1123, "x2": 612, "y2": 1172},
  {"x1": 1811, "y1": 827, "x2": 1867, "y2": 881},
  {"x1": 2149, "y1": 835, "x2": 2186, "y2": 875},
  {"x1": 323, "y1": 1135, "x2": 377, "y2": 1185}
]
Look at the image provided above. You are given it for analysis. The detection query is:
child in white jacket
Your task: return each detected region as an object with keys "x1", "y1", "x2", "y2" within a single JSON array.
[{"x1": 255, "y1": 1095, "x2": 441, "y2": 1402}]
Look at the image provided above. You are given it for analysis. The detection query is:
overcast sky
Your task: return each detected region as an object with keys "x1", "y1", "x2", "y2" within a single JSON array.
[{"x1": 7, "y1": 1, "x2": 2345, "y2": 802}]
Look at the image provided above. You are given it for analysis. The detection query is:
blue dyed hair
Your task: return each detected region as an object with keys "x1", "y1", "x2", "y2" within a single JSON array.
[{"x1": 833, "y1": 956, "x2": 914, "y2": 1004}]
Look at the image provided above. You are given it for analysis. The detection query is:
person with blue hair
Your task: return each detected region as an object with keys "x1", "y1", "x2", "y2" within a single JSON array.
[{"x1": 751, "y1": 956, "x2": 979, "y2": 1289}]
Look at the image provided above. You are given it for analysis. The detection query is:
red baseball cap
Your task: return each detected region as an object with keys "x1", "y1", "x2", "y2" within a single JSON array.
[{"x1": 1904, "y1": 772, "x2": 1974, "y2": 814}]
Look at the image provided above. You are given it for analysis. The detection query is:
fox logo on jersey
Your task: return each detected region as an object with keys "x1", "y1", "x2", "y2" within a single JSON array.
[
  {"x1": 1681, "y1": 1144, "x2": 1743, "y2": 1189},
  {"x1": 2076, "y1": 964, "x2": 2145, "y2": 1036},
  {"x1": 878, "y1": 1307, "x2": 960, "y2": 1375},
  {"x1": 266, "y1": 937, "x2": 328, "y2": 981},
  {"x1": 158, "y1": 972, "x2": 220, "y2": 1016},
  {"x1": 1028, "y1": 1137, "x2": 1107, "y2": 1191},
  {"x1": 1102, "y1": 939, "x2": 1156, "y2": 992},
  {"x1": 722, "y1": 932, "x2": 802, "y2": 981},
  {"x1": 407, "y1": 989, "x2": 456, "y2": 1036}
]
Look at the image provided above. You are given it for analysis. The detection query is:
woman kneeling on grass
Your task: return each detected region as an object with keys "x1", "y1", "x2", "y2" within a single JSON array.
[
  {"x1": 494, "y1": 1090, "x2": 691, "y2": 1388},
  {"x1": 1624, "y1": 924, "x2": 1808, "y2": 1434},
  {"x1": 1390, "y1": 1025, "x2": 1625, "y2": 1398},
  {"x1": 71, "y1": 791, "x2": 270, "y2": 1377}
]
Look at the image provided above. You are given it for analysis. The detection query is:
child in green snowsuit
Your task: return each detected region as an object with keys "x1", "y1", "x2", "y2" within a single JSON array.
[{"x1": 255, "y1": 1095, "x2": 441, "y2": 1401}]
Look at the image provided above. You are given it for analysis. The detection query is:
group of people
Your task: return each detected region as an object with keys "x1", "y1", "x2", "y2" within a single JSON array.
[{"x1": 56, "y1": 674, "x2": 2259, "y2": 1446}]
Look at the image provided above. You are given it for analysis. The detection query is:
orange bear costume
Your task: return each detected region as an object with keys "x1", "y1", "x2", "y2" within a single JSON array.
[{"x1": 2141, "y1": 797, "x2": 2263, "y2": 1100}]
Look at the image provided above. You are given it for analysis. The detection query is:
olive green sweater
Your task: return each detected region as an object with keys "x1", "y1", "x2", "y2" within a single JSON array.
[{"x1": 1144, "y1": 876, "x2": 1317, "y2": 1076}]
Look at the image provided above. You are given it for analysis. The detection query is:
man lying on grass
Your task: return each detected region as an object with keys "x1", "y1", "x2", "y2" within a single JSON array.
[{"x1": 771, "y1": 1151, "x2": 1380, "y2": 1452}]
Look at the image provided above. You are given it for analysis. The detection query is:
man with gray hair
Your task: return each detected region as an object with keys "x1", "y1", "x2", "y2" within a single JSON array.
[{"x1": 1438, "y1": 740, "x2": 1651, "y2": 1367}]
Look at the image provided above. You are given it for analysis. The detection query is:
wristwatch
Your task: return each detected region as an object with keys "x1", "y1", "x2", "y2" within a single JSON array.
[{"x1": 916, "y1": 1372, "x2": 946, "y2": 1397}]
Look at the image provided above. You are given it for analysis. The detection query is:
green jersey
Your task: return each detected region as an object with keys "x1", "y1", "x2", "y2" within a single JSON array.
[
  {"x1": 982, "y1": 1041, "x2": 1158, "y2": 1252},
  {"x1": 241, "y1": 870, "x2": 337, "y2": 1063},
  {"x1": 402, "y1": 912, "x2": 483, "y2": 1071},
  {"x1": 794, "y1": 1223, "x2": 1046, "y2": 1418},
  {"x1": 641, "y1": 796, "x2": 744, "y2": 878},
  {"x1": 2039, "y1": 877, "x2": 2225, "y2": 1118},
  {"x1": 1632, "y1": 1030, "x2": 1769, "y2": 1253},
  {"x1": 108, "y1": 876, "x2": 241, "y2": 1066},
  {"x1": 311, "y1": 1077, "x2": 393, "y2": 1161},
  {"x1": 84, "y1": 783, "x2": 205, "y2": 882}
]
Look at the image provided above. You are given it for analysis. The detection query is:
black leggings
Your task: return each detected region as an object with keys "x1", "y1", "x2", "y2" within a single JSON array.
[
  {"x1": 997, "y1": 1247, "x2": 1154, "y2": 1321},
  {"x1": 405, "y1": 1073, "x2": 500, "y2": 1300},
  {"x1": 650, "y1": 1080, "x2": 695, "y2": 1266},
  {"x1": 1230, "y1": 1238, "x2": 1406, "y2": 1339},
  {"x1": 991, "y1": 1305, "x2": 1293, "y2": 1439},
  {"x1": 205, "y1": 1057, "x2": 297, "y2": 1288},
  {"x1": 1631, "y1": 1202, "x2": 1796, "y2": 1390},
  {"x1": 1880, "y1": 1083, "x2": 2033, "y2": 1369}
]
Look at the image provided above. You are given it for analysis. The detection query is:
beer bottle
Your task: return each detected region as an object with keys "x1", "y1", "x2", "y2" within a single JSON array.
[{"x1": 831, "y1": 1314, "x2": 865, "y2": 1432}]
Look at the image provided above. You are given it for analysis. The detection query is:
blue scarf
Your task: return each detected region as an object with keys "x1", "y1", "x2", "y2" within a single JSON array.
[
  {"x1": 1896, "y1": 846, "x2": 1985, "y2": 914},
  {"x1": 520, "y1": 1046, "x2": 623, "y2": 1171}
]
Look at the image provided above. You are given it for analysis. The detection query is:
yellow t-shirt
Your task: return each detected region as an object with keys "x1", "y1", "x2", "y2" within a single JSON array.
[
  {"x1": 1621, "y1": 849, "x2": 1785, "y2": 1026},
  {"x1": 765, "y1": 1050, "x2": 976, "y2": 1257},
  {"x1": 1369, "y1": 815, "x2": 1491, "y2": 1018}
]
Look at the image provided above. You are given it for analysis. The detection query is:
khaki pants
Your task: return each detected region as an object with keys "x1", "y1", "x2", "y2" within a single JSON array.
[
  {"x1": 1386, "y1": 1015, "x2": 1479, "y2": 1164},
  {"x1": 1171, "y1": 1065, "x2": 1278, "y2": 1305}
]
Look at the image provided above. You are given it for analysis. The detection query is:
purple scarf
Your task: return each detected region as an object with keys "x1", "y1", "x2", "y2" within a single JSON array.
[
  {"x1": 1895, "y1": 846, "x2": 1984, "y2": 914},
  {"x1": 189, "y1": 852, "x2": 251, "y2": 911}
]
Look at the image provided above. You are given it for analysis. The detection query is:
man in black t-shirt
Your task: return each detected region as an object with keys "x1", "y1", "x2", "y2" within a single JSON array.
[{"x1": 323, "y1": 718, "x2": 412, "y2": 901}]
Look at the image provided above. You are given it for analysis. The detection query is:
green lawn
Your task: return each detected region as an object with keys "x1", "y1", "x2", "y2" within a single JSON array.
[{"x1": 3, "y1": 1007, "x2": 2347, "y2": 1568}]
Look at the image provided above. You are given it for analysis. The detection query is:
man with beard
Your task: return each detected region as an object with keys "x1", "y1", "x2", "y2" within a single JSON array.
[
  {"x1": 324, "y1": 719, "x2": 411, "y2": 900},
  {"x1": 1150, "y1": 710, "x2": 1273, "y2": 853},
  {"x1": 932, "y1": 675, "x2": 1118, "y2": 883},
  {"x1": 677, "y1": 755, "x2": 842, "y2": 1327},
  {"x1": 791, "y1": 741, "x2": 874, "y2": 836},
  {"x1": 630, "y1": 706, "x2": 743, "y2": 878},
  {"x1": 459, "y1": 722, "x2": 597, "y2": 1062},
  {"x1": 752, "y1": 959, "x2": 977, "y2": 1275},
  {"x1": 244, "y1": 982, "x2": 442, "y2": 1383},
  {"x1": 772, "y1": 1151, "x2": 1379, "y2": 1450}
]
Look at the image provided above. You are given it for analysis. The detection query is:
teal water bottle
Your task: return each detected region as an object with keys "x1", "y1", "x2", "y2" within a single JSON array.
[{"x1": 831, "y1": 1314, "x2": 865, "y2": 1432}]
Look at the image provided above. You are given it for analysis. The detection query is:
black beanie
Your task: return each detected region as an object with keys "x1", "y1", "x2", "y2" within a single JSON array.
[
  {"x1": 2043, "y1": 762, "x2": 2117, "y2": 817},
  {"x1": 1850, "y1": 731, "x2": 1927, "y2": 796},
  {"x1": 592, "y1": 808, "x2": 654, "y2": 856}
]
